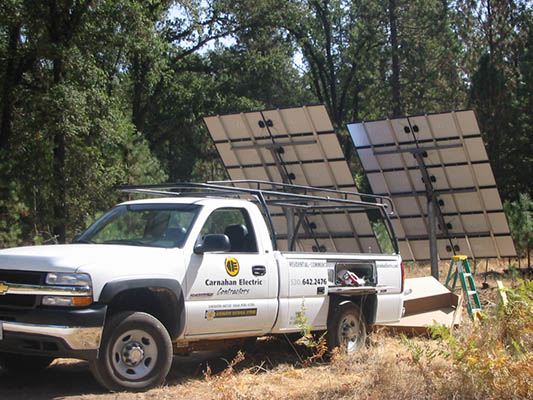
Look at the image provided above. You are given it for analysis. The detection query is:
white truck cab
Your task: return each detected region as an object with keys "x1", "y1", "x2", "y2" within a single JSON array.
[{"x1": 0, "y1": 181, "x2": 404, "y2": 391}]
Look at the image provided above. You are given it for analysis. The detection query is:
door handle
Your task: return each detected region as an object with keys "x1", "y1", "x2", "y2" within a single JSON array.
[{"x1": 252, "y1": 265, "x2": 266, "y2": 276}]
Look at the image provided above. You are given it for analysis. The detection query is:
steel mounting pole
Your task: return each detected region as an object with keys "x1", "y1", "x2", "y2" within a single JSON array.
[
  {"x1": 413, "y1": 150, "x2": 445, "y2": 280},
  {"x1": 427, "y1": 194, "x2": 439, "y2": 279}
]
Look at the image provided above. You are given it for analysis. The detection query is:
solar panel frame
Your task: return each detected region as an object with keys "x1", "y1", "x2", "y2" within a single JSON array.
[
  {"x1": 347, "y1": 109, "x2": 516, "y2": 261},
  {"x1": 204, "y1": 105, "x2": 382, "y2": 254}
]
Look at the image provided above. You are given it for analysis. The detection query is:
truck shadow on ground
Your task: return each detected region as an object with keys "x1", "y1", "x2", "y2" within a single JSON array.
[
  {"x1": 0, "y1": 359, "x2": 103, "y2": 399},
  {"x1": 0, "y1": 336, "x2": 307, "y2": 399},
  {"x1": 166, "y1": 335, "x2": 309, "y2": 385}
]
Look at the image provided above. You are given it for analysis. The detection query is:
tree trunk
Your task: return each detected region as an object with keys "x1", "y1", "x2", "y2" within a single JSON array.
[
  {"x1": 131, "y1": 51, "x2": 151, "y2": 133},
  {"x1": 0, "y1": 25, "x2": 22, "y2": 149},
  {"x1": 389, "y1": 0, "x2": 402, "y2": 116},
  {"x1": 52, "y1": 57, "x2": 66, "y2": 244},
  {"x1": 46, "y1": 0, "x2": 92, "y2": 243}
]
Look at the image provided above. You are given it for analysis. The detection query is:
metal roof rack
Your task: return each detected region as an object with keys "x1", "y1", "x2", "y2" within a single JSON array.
[{"x1": 118, "y1": 180, "x2": 399, "y2": 254}]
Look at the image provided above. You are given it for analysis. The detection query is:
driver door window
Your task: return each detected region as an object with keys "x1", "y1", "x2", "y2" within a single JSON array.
[{"x1": 200, "y1": 208, "x2": 257, "y2": 253}]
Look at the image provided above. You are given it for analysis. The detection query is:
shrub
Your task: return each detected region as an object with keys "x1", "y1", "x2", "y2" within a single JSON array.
[{"x1": 439, "y1": 280, "x2": 533, "y2": 399}]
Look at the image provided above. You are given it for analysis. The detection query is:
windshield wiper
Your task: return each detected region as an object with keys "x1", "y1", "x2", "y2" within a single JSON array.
[
  {"x1": 103, "y1": 239, "x2": 145, "y2": 246},
  {"x1": 72, "y1": 238, "x2": 93, "y2": 244}
]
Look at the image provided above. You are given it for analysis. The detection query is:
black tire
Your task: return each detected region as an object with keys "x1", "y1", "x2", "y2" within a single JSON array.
[
  {"x1": 326, "y1": 302, "x2": 366, "y2": 354},
  {"x1": 0, "y1": 353, "x2": 55, "y2": 373},
  {"x1": 89, "y1": 311, "x2": 173, "y2": 392}
]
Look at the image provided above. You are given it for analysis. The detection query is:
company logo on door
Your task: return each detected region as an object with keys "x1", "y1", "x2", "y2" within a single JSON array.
[{"x1": 225, "y1": 257, "x2": 240, "y2": 277}]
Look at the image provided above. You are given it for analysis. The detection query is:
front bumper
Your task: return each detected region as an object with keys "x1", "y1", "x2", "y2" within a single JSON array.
[{"x1": 0, "y1": 304, "x2": 106, "y2": 360}]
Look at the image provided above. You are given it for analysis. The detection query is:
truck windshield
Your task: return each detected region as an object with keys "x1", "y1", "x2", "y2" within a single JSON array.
[{"x1": 76, "y1": 204, "x2": 200, "y2": 248}]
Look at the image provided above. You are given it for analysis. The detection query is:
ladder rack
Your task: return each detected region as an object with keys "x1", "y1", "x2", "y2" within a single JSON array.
[{"x1": 118, "y1": 180, "x2": 399, "y2": 254}]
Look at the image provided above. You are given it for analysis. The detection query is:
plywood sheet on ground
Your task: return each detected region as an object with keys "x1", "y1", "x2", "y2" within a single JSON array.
[{"x1": 376, "y1": 277, "x2": 462, "y2": 335}]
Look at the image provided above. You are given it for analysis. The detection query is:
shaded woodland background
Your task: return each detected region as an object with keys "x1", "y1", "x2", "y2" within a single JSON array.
[{"x1": 0, "y1": 0, "x2": 531, "y2": 252}]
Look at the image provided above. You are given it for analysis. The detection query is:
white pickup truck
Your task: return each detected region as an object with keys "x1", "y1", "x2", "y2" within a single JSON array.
[{"x1": 0, "y1": 181, "x2": 404, "y2": 391}]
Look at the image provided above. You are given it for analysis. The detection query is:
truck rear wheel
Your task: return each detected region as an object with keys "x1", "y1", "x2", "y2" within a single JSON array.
[
  {"x1": 326, "y1": 303, "x2": 366, "y2": 354},
  {"x1": 0, "y1": 353, "x2": 54, "y2": 373},
  {"x1": 90, "y1": 311, "x2": 173, "y2": 392}
]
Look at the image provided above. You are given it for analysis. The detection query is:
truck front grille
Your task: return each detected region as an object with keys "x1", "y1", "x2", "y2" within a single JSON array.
[{"x1": 0, "y1": 270, "x2": 46, "y2": 310}]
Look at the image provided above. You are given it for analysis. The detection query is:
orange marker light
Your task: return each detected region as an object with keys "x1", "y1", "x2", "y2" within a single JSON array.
[{"x1": 72, "y1": 296, "x2": 92, "y2": 307}]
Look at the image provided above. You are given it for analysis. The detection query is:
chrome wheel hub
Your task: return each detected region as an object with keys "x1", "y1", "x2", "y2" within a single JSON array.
[
  {"x1": 122, "y1": 342, "x2": 145, "y2": 366},
  {"x1": 111, "y1": 329, "x2": 158, "y2": 380}
]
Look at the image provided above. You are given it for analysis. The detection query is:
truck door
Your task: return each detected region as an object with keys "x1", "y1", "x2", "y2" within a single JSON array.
[
  {"x1": 374, "y1": 259, "x2": 404, "y2": 323},
  {"x1": 184, "y1": 207, "x2": 278, "y2": 337}
]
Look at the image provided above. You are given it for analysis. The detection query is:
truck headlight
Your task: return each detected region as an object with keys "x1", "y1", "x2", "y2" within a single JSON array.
[
  {"x1": 45, "y1": 272, "x2": 91, "y2": 286},
  {"x1": 42, "y1": 296, "x2": 92, "y2": 307},
  {"x1": 43, "y1": 272, "x2": 93, "y2": 307}
]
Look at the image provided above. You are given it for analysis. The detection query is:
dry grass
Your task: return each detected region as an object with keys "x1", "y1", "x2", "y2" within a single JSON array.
[{"x1": 153, "y1": 333, "x2": 469, "y2": 400}]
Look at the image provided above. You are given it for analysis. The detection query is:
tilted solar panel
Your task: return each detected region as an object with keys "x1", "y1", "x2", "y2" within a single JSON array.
[
  {"x1": 347, "y1": 110, "x2": 516, "y2": 261},
  {"x1": 204, "y1": 105, "x2": 381, "y2": 253}
]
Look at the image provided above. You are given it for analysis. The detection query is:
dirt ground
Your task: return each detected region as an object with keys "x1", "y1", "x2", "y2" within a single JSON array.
[
  {"x1": 0, "y1": 350, "x2": 239, "y2": 399},
  {"x1": 1, "y1": 337, "x2": 337, "y2": 400}
]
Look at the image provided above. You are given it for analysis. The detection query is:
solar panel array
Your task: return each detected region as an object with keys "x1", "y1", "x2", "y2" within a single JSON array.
[
  {"x1": 347, "y1": 110, "x2": 516, "y2": 261},
  {"x1": 203, "y1": 105, "x2": 380, "y2": 253}
]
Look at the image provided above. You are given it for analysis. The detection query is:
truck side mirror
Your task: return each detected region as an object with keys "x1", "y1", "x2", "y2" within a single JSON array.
[{"x1": 194, "y1": 234, "x2": 231, "y2": 254}]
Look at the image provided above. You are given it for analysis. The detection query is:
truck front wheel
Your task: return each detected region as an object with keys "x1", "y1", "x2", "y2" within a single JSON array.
[
  {"x1": 90, "y1": 311, "x2": 173, "y2": 392},
  {"x1": 326, "y1": 303, "x2": 366, "y2": 354}
]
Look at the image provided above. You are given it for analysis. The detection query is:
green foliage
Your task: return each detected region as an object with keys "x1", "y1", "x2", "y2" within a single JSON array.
[
  {"x1": 398, "y1": 282, "x2": 533, "y2": 398},
  {"x1": 400, "y1": 333, "x2": 439, "y2": 365},
  {"x1": 0, "y1": 160, "x2": 28, "y2": 247},
  {"x1": 282, "y1": 0, "x2": 383, "y2": 126},
  {"x1": 371, "y1": 219, "x2": 395, "y2": 254},
  {"x1": 430, "y1": 280, "x2": 533, "y2": 399},
  {"x1": 294, "y1": 300, "x2": 313, "y2": 339},
  {"x1": 463, "y1": 1, "x2": 533, "y2": 200},
  {"x1": 499, "y1": 280, "x2": 533, "y2": 353},
  {"x1": 295, "y1": 300, "x2": 327, "y2": 363},
  {"x1": 504, "y1": 193, "x2": 533, "y2": 259},
  {"x1": 0, "y1": 0, "x2": 168, "y2": 244},
  {"x1": 375, "y1": 0, "x2": 467, "y2": 115}
]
